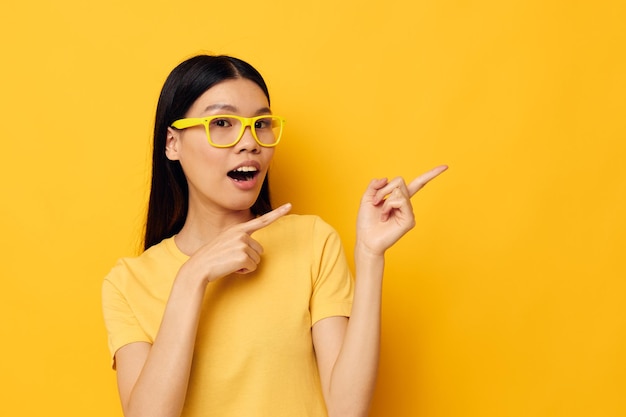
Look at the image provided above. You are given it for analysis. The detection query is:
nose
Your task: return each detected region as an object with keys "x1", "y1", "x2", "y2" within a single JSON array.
[{"x1": 234, "y1": 125, "x2": 260, "y2": 153}]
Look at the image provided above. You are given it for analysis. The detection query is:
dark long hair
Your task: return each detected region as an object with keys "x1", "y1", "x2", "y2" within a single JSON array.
[{"x1": 144, "y1": 55, "x2": 273, "y2": 250}]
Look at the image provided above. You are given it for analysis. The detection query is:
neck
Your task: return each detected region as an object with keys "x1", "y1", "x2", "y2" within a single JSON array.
[{"x1": 174, "y1": 202, "x2": 254, "y2": 256}]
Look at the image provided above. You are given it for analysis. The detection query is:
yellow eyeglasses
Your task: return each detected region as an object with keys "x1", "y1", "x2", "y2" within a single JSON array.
[{"x1": 171, "y1": 115, "x2": 285, "y2": 148}]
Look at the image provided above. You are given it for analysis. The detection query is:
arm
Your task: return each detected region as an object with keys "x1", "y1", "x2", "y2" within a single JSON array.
[
  {"x1": 312, "y1": 254, "x2": 383, "y2": 417},
  {"x1": 113, "y1": 204, "x2": 291, "y2": 417},
  {"x1": 115, "y1": 271, "x2": 207, "y2": 417},
  {"x1": 313, "y1": 166, "x2": 448, "y2": 417}
]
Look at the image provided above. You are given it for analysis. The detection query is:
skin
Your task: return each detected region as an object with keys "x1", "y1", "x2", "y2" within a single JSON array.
[{"x1": 114, "y1": 77, "x2": 448, "y2": 417}]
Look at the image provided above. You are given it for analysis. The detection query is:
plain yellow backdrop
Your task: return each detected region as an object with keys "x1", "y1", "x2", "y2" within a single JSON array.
[{"x1": 1, "y1": 0, "x2": 624, "y2": 416}]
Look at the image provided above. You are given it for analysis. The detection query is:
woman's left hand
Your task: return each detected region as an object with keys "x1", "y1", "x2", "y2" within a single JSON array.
[{"x1": 356, "y1": 165, "x2": 448, "y2": 257}]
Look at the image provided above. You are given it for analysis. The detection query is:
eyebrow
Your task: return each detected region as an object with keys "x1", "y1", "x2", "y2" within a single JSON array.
[{"x1": 203, "y1": 104, "x2": 272, "y2": 115}]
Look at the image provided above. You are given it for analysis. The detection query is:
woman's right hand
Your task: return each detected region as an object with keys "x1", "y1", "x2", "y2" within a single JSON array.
[
  {"x1": 178, "y1": 203, "x2": 292, "y2": 284},
  {"x1": 114, "y1": 206, "x2": 291, "y2": 417}
]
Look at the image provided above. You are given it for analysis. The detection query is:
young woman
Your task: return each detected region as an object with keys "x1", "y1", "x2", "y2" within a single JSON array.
[{"x1": 102, "y1": 54, "x2": 447, "y2": 417}]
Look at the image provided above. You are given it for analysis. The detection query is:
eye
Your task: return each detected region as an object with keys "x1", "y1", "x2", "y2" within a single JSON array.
[
  {"x1": 210, "y1": 117, "x2": 233, "y2": 128},
  {"x1": 254, "y1": 117, "x2": 272, "y2": 129}
]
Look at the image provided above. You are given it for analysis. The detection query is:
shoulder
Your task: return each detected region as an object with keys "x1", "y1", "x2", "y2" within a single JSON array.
[
  {"x1": 256, "y1": 214, "x2": 341, "y2": 247},
  {"x1": 270, "y1": 213, "x2": 338, "y2": 236},
  {"x1": 103, "y1": 237, "x2": 183, "y2": 291},
  {"x1": 256, "y1": 214, "x2": 345, "y2": 260}
]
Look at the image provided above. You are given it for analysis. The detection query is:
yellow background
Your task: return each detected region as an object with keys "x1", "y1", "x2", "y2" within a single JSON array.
[{"x1": 1, "y1": 0, "x2": 624, "y2": 416}]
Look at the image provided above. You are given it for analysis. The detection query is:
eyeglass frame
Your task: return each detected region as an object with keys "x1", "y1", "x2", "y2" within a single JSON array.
[{"x1": 170, "y1": 114, "x2": 285, "y2": 148}]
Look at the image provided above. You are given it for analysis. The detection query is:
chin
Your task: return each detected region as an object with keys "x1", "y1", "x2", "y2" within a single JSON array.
[{"x1": 228, "y1": 198, "x2": 259, "y2": 212}]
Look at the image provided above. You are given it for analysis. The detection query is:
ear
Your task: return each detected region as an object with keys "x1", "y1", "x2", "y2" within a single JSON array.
[{"x1": 165, "y1": 127, "x2": 181, "y2": 161}]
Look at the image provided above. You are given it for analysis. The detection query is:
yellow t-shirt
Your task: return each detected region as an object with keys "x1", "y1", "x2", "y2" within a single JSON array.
[{"x1": 102, "y1": 214, "x2": 354, "y2": 417}]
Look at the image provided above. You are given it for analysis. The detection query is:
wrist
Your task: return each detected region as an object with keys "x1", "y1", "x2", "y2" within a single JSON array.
[
  {"x1": 354, "y1": 240, "x2": 385, "y2": 271},
  {"x1": 176, "y1": 263, "x2": 211, "y2": 293},
  {"x1": 354, "y1": 239, "x2": 385, "y2": 260}
]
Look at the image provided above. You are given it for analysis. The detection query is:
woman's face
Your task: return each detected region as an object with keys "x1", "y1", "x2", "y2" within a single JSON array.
[{"x1": 166, "y1": 78, "x2": 275, "y2": 215}]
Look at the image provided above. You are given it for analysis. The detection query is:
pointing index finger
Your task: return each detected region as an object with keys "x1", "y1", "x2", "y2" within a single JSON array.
[
  {"x1": 241, "y1": 203, "x2": 292, "y2": 235},
  {"x1": 407, "y1": 165, "x2": 448, "y2": 197}
]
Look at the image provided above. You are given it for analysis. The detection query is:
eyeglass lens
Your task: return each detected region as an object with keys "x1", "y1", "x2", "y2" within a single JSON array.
[{"x1": 208, "y1": 116, "x2": 281, "y2": 146}]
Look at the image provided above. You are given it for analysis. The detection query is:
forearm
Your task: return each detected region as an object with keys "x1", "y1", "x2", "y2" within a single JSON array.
[
  {"x1": 123, "y1": 273, "x2": 207, "y2": 417},
  {"x1": 326, "y1": 247, "x2": 385, "y2": 417}
]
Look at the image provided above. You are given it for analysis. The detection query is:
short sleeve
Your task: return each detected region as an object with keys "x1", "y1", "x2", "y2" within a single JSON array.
[
  {"x1": 309, "y1": 217, "x2": 354, "y2": 325},
  {"x1": 101, "y1": 265, "x2": 151, "y2": 368}
]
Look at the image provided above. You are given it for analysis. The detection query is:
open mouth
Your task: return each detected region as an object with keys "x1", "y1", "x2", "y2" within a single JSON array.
[{"x1": 227, "y1": 166, "x2": 259, "y2": 182}]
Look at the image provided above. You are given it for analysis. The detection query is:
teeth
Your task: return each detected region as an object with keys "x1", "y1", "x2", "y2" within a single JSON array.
[{"x1": 233, "y1": 166, "x2": 258, "y2": 172}]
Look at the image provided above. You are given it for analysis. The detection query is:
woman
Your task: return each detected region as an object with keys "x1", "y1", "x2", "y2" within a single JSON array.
[{"x1": 102, "y1": 54, "x2": 447, "y2": 417}]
